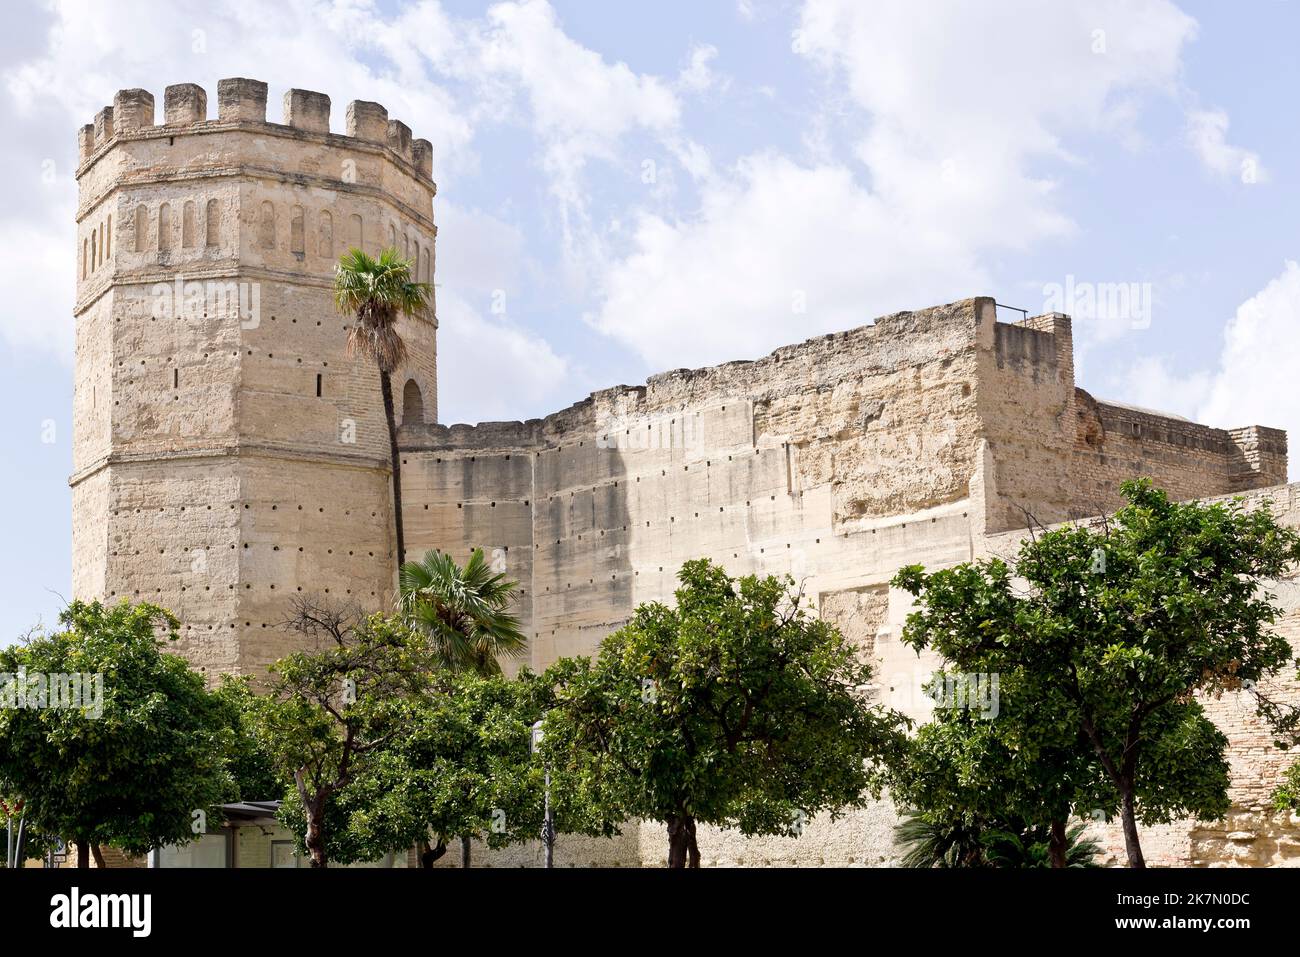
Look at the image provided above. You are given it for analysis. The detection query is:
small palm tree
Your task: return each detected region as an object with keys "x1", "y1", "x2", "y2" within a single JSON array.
[
  {"x1": 333, "y1": 247, "x2": 431, "y2": 567},
  {"x1": 895, "y1": 807, "x2": 1103, "y2": 868},
  {"x1": 983, "y1": 823, "x2": 1103, "y2": 868},
  {"x1": 895, "y1": 808, "x2": 986, "y2": 868},
  {"x1": 399, "y1": 547, "x2": 528, "y2": 869},
  {"x1": 398, "y1": 548, "x2": 527, "y2": 676}
]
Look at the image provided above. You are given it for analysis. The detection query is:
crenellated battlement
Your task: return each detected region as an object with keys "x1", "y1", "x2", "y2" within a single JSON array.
[{"x1": 76, "y1": 78, "x2": 435, "y2": 183}]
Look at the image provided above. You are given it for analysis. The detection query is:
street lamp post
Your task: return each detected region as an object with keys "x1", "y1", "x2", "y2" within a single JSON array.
[{"x1": 530, "y1": 718, "x2": 555, "y2": 869}]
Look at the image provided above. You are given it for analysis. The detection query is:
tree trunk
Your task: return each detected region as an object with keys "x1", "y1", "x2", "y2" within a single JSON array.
[
  {"x1": 420, "y1": 837, "x2": 447, "y2": 868},
  {"x1": 666, "y1": 815, "x2": 695, "y2": 869},
  {"x1": 1119, "y1": 783, "x2": 1145, "y2": 869},
  {"x1": 686, "y1": 819, "x2": 701, "y2": 869},
  {"x1": 91, "y1": 844, "x2": 106, "y2": 869},
  {"x1": 380, "y1": 370, "x2": 405, "y2": 568},
  {"x1": 1048, "y1": 818, "x2": 1068, "y2": 869},
  {"x1": 305, "y1": 808, "x2": 327, "y2": 868},
  {"x1": 460, "y1": 835, "x2": 471, "y2": 868},
  {"x1": 76, "y1": 839, "x2": 89, "y2": 870}
]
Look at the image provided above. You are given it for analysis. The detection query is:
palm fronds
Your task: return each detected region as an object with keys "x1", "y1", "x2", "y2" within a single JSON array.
[
  {"x1": 895, "y1": 807, "x2": 986, "y2": 868},
  {"x1": 333, "y1": 247, "x2": 431, "y2": 374},
  {"x1": 896, "y1": 808, "x2": 1103, "y2": 868},
  {"x1": 398, "y1": 548, "x2": 528, "y2": 675}
]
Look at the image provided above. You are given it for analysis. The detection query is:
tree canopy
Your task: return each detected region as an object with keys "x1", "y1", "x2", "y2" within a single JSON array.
[
  {"x1": 894, "y1": 479, "x2": 1300, "y2": 867},
  {"x1": 0, "y1": 600, "x2": 235, "y2": 866},
  {"x1": 541, "y1": 558, "x2": 908, "y2": 867}
]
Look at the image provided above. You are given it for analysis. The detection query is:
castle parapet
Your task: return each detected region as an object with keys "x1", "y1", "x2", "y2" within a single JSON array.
[
  {"x1": 164, "y1": 83, "x2": 206, "y2": 125},
  {"x1": 387, "y1": 120, "x2": 413, "y2": 164},
  {"x1": 346, "y1": 100, "x2": 389, "y2": 144},
  {"x1": 76, "y1": 80, "x2": 435, "y2": 182},
  {"x1": 1229, "y1": 425, "x2": 1289, "y2": 489},
  {"x1": 284, "y1": 88, "x2": 331, "y2": 133},
  {"x1": 93, "y1": 106, "x2": 113, "y2": 148},
  {"x1": 413, "y1": 140, "x2": 433, "y2": 179},
  {"x1": 112, "y1": 89, "x2": 154, "y2": 133},
  {"x1": 217, "y1": 77, "x2": 267, "y2": 122}
]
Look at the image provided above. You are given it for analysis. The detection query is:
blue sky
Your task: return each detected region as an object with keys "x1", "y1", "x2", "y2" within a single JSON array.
[{"x1": 1, "y1": 0, "x2": 1298, "y2": 642}]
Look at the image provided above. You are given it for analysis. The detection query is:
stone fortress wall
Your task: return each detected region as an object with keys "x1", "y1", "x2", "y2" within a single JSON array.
[
  {"x1": 73, "y1": 80, "x2": 1299, "y2": 866},
  {"x1": 398, "y1": 297, "x2": 1298, "y2": 867}
]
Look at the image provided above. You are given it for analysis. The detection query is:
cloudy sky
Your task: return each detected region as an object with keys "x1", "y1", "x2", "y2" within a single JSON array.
[{"x1": 1, "y1": 0, "x2": 1297, "y2": 639}]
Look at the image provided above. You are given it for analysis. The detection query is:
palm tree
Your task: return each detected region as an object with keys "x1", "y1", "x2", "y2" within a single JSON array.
[
  {"x1": 895, "y1": 808, "x2": 986, "y2": 868},
  {"x1": 398, "y1": 548, "x2": 527, "y2": 675},
  {"x1": 894, "y1": 807, "x2": 1103, "y2": 868},
  {"x1": 333, "y1": 247, "x2": 431, "y2": 568},
  {"x1": 399, "y1": 547, "x2": 528, "y2": 867}
]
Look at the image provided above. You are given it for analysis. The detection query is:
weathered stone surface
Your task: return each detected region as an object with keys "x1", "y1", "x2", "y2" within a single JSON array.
[
  {"x1": 73, "y1": 80, "x2": 1298, "y2": 868},
  {"x1": 72, "y1": 81, "x2": 437, "y2": 678}
]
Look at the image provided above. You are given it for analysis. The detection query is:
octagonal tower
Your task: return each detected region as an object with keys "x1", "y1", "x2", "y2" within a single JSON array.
[{"x1": 71, "y1": 79, "x2": 438, "y2": 677}]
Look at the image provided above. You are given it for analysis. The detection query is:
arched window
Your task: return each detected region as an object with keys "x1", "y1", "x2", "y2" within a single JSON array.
[
  {"x1": 205, "y1": 199, "x2": 220, "y2": 247},
  {"x1": 259, "y1": 201, "x2": 276, "y2": 250},
  {"x1": 349, "y1": 213, "x2": 363, "y2": 251},
  {"x1": 290, "y1": 206, "x2": 305, "y2": 255},
  {"x1": 403, "y1": 232, "x2": 410, "y2": 259},
  {"x1": 82, "y1": 239, "x2": 88, "y2": 279},
  {"x1": 388, "y1": 223, "x2": 396, "y2": 249},
  {"x1": 318, "y1": 211, "x2": 333, "y2": 260},
  {"x1": 421, "y1": 248, "x2": 431, "y2": 284},
  {"x1": 401, "y1": 379, "x2": 424, "y2": 426},
  {"x1": 182, "y1": 200, "x2": 196, "y2": 248},
  {"x1": 105, "y1": 215, "x2": 111, "y2": 258},
  {"x1": 134, "y1": 205, "x2": 148, "y2": 253},
  {"x1": 158, "y1": 203, "x2": 172, "y2": 252},
  {"x1": 90, "y1": 229, "x2": 97, "y2": 270}
]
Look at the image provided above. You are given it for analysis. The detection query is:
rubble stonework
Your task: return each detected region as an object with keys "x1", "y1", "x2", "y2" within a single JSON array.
[{"x1": 72, "y1": 80, "x2": 1299, "y2": 866}]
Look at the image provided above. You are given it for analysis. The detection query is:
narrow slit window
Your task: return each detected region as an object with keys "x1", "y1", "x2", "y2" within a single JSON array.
[
  {"x1": 173, "y1": 368, "x2": 179, "y2": 389},
  {"x1": 316, "y1": 373, "x2": 322, "y2": 397}
]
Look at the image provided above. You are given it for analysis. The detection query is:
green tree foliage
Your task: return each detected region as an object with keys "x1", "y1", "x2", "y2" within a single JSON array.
[
  {"x1": 1275, "y1": 761, "x2": 1300, "y2": 812},
  {"x1": 0, "y1": 600, "x2": 235, "y2": 867},
  {"x1": 211, "y1": 675, "x2": 286, "y2": 803},
  {"x1": 894, "y1": 479, "x2": 1300, "y2": 868},
  {"x1": 251, "y1": 600, "x2": 433, "y2": 867},
  {"x1": 398, "y1": 546, "x2": 529, "y2": 866},
  {"x1": 286, "y1": 670, "x2": 605, "y2": 866},
  {"x1": 541, "y1": 559, "x2": 909, "y2": 867},
  {"x1": 890, "y1": 676, "x2": 1104, "y2": 868}
]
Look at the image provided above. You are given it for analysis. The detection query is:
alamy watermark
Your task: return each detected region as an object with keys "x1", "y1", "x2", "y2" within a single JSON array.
[
  {"x1": 1042, "y1": 275, "x2": 1152, "y2": 330},
  {"x1": 0, "y1": 668, "x2": 104, "y2": 718},
  {"x1": 150, "y1": 275, "x2": 261, "y2": 329},
  {"x1": 924, "y1": 671, "x2": 1000, "y2": 720}
]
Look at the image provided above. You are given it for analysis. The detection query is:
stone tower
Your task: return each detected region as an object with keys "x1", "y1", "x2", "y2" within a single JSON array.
[{"x1": 71, "y1": 79, "x2": 438, "y2": 676}]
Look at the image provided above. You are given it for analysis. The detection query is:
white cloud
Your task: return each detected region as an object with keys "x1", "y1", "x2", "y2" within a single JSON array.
[
  {"x1": 476, "y1": 0, "x2": 680, "y2": 193},
  {"x1": 1186, "y1": 108, "x2": 1267, "y2": 183},
  {"x1": 589, "y1": 0, "x2": 1210, "y2": 369},
  {"x1": 1114, "y1": 262, "x2": 1300, "y2": 481},
  {"x1": 589, "y1": 153, "x2": 987, "y2": 369},
  {"x1": 1198, "y1": 260, "x2": 1300, "y2": 449},
  {"x1": 435, "y1": 290, "x2": 569, "y2": 425},
  {"x1": 678, "y1": 44, "x2": 723, "y2": 94},
  {"x1": 0, "y1": 209, "x2": 76, "y2": 359}
]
